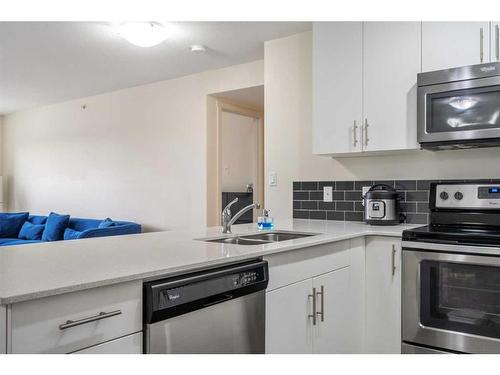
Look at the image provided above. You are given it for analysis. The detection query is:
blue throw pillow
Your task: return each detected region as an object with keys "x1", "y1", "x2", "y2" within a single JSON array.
[
  {"x1": 98, "y1": 218, "x2": 117, "y2": 228},
  {"x1": 42, "y1": 212, "x2": 70, "y2": 241},
  {"x1": 63, "y1": 228, "x2": 82, "y2": 240},
  {"x1": 0, "y1": 212, "x2": 29, "y2": 238},
  {"x1": 18, "y1": 222, "x2": 45, "y2": 240}
]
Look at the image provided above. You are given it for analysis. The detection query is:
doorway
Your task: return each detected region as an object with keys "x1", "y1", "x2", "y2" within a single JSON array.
[{"x1": 207, "y1": 85, "x2": 264, "y2": 227}]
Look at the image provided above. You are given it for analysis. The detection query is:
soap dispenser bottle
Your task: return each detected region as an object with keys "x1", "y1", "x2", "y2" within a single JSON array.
[{"x1": 258, "y1": 209, "x2": 274, "y2": 230}]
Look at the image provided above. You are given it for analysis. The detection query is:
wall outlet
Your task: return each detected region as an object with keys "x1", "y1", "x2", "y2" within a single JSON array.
[
  {"x1": 269, "y1": 172, "x2": 277, "y2": 187},
  {"x1": 323, "y1": 186, "x2": 333, "y2": 202},
  {"x1": 362, "y1": 186, "x2": 371, "y2": 196}
]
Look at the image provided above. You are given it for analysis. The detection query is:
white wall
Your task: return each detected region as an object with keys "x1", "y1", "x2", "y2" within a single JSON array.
[
  {"x1": 264, "y1": 32, "x2": 500, "y2": 220},
  {"x1": 2, "y1": 60, "x2": 263, "y2": 231},
  {"x1": 220, "y1": 111, "x2": 258, "y2": 192}
]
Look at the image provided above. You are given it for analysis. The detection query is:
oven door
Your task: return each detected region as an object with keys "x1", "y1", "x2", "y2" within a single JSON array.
[
  {"x1": 418, "y1": 76, "x2": 500, "y2": 145},
  {"x1": 403, "y1": 248, "x2": 500, "y2": 353}
]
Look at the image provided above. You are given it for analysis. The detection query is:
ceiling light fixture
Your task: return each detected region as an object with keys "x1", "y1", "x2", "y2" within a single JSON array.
[
  {"x1": 117, "y1": 22, "x2": 169, "y2": 47},
  {"x1": 190, "y1": 45, "x2": 207, "y2": 53}
]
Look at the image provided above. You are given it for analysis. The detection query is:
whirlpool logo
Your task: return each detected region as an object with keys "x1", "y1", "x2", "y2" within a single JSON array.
[{"x1": 480, "y1": 65, "x2": 496, "y2": 73}]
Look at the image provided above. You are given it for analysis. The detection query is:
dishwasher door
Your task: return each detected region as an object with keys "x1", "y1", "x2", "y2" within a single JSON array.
[{"x1": 145, "y1": 290, "x2": 265, "y2": 354}]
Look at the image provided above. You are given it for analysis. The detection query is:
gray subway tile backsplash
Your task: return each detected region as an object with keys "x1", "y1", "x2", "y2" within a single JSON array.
[{"x1": 292, "y1": 178, "x2": 497, "y2": 225}]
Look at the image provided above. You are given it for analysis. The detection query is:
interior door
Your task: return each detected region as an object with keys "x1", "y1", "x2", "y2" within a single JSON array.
[
  {"x1": 422, "y1": 22, "x2": 491, "y2": 71},
  {"x1": 362, "y1": 22, "x2": 421, "y2": 152},
  {"x1": 312, "y1": 266, "x2": 354, "y2": 353},
  {"x1": 312, "y1": 22, "x2": 363, "y2": 154},
  {"x1": 365, "y1": 237, "x2": 402, "y2": 353},
  {"x1": 266, "y1": 278, "x2": 313, "y2": 353}
]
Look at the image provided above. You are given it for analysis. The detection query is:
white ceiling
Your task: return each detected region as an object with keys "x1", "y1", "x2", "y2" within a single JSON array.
[{"x1": 0, "y1": 22, "x2": 311, "y2": 115}]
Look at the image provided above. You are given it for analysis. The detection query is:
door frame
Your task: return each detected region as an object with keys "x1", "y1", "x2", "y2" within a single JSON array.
[{"x1": 207, "y1": 97, "x2": 264, "y2": 226}]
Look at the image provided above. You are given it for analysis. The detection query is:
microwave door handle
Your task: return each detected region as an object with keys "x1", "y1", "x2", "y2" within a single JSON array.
[{"x1": 496, "y1": 24, "x2": 499, "y2": 61}]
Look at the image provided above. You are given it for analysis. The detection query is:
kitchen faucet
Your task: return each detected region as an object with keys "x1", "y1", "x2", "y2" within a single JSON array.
[{"x1": 222, "y1": 198, "x2": 260, "y2": 234}]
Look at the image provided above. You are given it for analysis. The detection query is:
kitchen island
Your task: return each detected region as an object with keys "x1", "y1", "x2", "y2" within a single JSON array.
[{"x1": 0, "y1": 219, "x2": 419, "y2": 353}]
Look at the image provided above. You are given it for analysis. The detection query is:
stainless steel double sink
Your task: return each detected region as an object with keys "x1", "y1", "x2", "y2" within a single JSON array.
[{"x1": 201, "y1": 231, "x2": 319, "y2": 245}]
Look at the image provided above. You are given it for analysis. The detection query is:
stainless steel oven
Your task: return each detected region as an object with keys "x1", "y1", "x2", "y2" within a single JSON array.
[
  {"x1": 402, "y1": 242, "x2": 500, "y2": 354},
  {"x1": 418, "y1": 62, "x2": 500, "y2": 150}
]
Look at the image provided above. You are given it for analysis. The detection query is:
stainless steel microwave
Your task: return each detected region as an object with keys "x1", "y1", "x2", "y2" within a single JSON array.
[{"x1": 418, "y1": 62, "x2": 500, "y2": 150}]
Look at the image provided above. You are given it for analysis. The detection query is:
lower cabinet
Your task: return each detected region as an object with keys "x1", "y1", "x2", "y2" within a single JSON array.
[
  {"x1": 72, "y1": 332, "x2": 142, "y2": 354},
  {"x1": 266, "y1": 278, "x2": 313, "y2": 353},
  {"x1": 311, "y1": 267, "x2": 353, "y2": 353},
  {"x1": 7, "y1": 280, "x2": 142, "y2": 354},
  {"x1": 265, "y1": 239, "x2": 364, "y2": 354},
  {"x1": 265, "y1": 235, "x2": 402, "y2": 354},
  {"x1": 0, "y1": 305, "x2": 6, "y2": 354},
  {"x1": 365, "y1": 236, "x2": 402, "y2": 354}
]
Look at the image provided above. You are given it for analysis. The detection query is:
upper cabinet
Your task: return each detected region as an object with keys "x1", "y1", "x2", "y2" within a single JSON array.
[
  {"x1": 313, "y1": 22, "x2": 500, "y2": 156},
  {"x1": 422, "y1": 22, "x2": 491, "y2": 72},
  {"x1": 363, "y1": 22, "x2": 420, "y2": 152},
  {"x1": 313, "y1": 22, "x2": 420, "y2": 156},
  {"x1": 312, "y1": 22, "x2": 363, "y2": 154}
]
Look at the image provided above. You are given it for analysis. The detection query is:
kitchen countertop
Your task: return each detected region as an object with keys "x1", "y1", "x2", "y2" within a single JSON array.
[{"x1": 0, "y1": 219, "x2": 420, "y2": 304}]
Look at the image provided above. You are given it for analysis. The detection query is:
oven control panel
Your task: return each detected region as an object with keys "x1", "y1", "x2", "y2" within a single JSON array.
[{"x1": 435, "y1": 184, "x2": 500, "y2": 209}]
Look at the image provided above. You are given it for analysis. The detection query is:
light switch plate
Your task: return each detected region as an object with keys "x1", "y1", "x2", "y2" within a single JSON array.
[
  {"x1": 323, "y1": 186, "x2": 333, "y2": 202},
  {"x1": 269, "y1": 172, "x2": 277, "y2": 187}
]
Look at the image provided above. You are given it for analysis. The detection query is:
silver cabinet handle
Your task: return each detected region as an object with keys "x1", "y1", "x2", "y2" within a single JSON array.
[
  {"x1": 496, "y1": 24, "x2": 499, "y2": 61},
  {"x1": 316, "y1": 285, "x2": 324, "y2": 322},
  {"x1": 59, "y1": 310, "x2": 122, "y2": 330},
  {"x1": 364, "y1": 118, "x2": 369, "y2": 147},
  {"x1": 353, "y1": 120, "x2": 358, "y2": 147},
  {"x1": 391, "y1": 244, "x2": 396, "y2": 276},
  {"x1": 480, "y1": 27, "x2": 484, "y2": 63},
  {"x1": 308, "y1": 287, "x2": 317, "y2": 326}
]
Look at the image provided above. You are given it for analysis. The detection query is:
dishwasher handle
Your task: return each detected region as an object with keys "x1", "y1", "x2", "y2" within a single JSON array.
[{"x1": 203, "y1": 294, "x2": 233, "y2": 308}]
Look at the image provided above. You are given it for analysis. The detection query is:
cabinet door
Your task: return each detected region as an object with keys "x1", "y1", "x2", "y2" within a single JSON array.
[
  {"x1": 422, "y1": 22, "x2": 490, "y2": 71},
  {"x1": 312, "y1": 266, "x2": 356, "y2": 353},
  {"x1": 492, "y1": 22, "x2": 500, "y2": 63},
  {"x1": 0, "y1": 305, "x2": 6, "y2": 354},
  {"x1": 312, "y1": 22, "x2": 363, "y2": 154},
  {"x1": 363, "y1": 22, "x2": 421, "y2": 152},
  {"x1": 266, "y1": 278, "x2": 313, "y2": 353},
  {"x1": 365, "y1": 237, "x2": 402, "y2": 354}
]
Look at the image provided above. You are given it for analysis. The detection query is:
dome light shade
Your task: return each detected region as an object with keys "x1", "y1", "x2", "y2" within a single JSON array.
[{"x1": 118, "y1": 22, "x2": 168, "y2": 47}]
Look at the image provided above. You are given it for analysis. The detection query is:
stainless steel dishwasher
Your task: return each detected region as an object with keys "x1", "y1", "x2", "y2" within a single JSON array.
[{"x1": 143, "y1": 259, "x2": 268, "y2": 354}]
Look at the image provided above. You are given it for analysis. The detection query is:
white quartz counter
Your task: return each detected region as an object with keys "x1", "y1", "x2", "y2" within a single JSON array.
[{"x1": 0, "y1": 219, "x2": 420, "y2": 304}]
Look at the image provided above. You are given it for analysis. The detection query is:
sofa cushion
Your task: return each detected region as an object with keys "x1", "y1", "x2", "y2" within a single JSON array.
[
  {"x1": 63, "y1": 228, "x2": 82, "y2": 240},
  {"x1": 42, "y1": 212, "x2": 70, "y2": 241},
  {"x1": 0, "y1": 212, "x2": 29, "y2": 238},
  {"x1": 28, "y1": 215, "x2": 48, "y2": 225},
  {"x1": 19, "y1": 222, "x2": 45, "y2": 240},
  {"x1": 98, "y1": 218, "x2": 117, "y2": 228}
]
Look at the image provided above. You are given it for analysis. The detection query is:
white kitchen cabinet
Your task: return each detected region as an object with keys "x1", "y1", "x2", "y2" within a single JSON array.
[
  {"x1": 422, "y1": 22, "x2": 491, "y2": 71},
  {"x1": 0, "y1": 305, "x2": 6, "y2": 354},
  {"x1": 312, "y1": 22, "x2": 420, "y2": 156},
  {"x1": 312, "y1": 266, "x2": 353, "y2": 353},
  {"x1": 265, "y1": 239, "x2": 365, "y2": 354},
  {"x1": 313, "y1": 22, "x2": 363, "y2": 154},
  {"x1": 365, "y1": 236, "x2": 402, "y2": 354},
  {"x1": 492, "y1": 22, "x2": 500, "y2": 62},
  {"x1": 8, "y1": 281, "x2": 142, "y2": 354},
  {"x1": 362, "y1": 22, "x2": 420, "y2": 152},
  {"x1": 266, "y1": 278, "x2": 313, "y2": 354},
  {"x1": 72, "y1": 332, "x2": 142, "y2": 354}
]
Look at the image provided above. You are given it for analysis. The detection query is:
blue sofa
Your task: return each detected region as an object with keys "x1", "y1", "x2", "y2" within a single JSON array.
[{"x1": 0, "y1": 215, "x2": 142, "y2": 247}]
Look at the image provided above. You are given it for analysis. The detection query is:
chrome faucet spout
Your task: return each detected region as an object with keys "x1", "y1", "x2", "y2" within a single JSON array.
[{"x1": 222, "y1": 201, "x2": 260, "y2": 234}]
